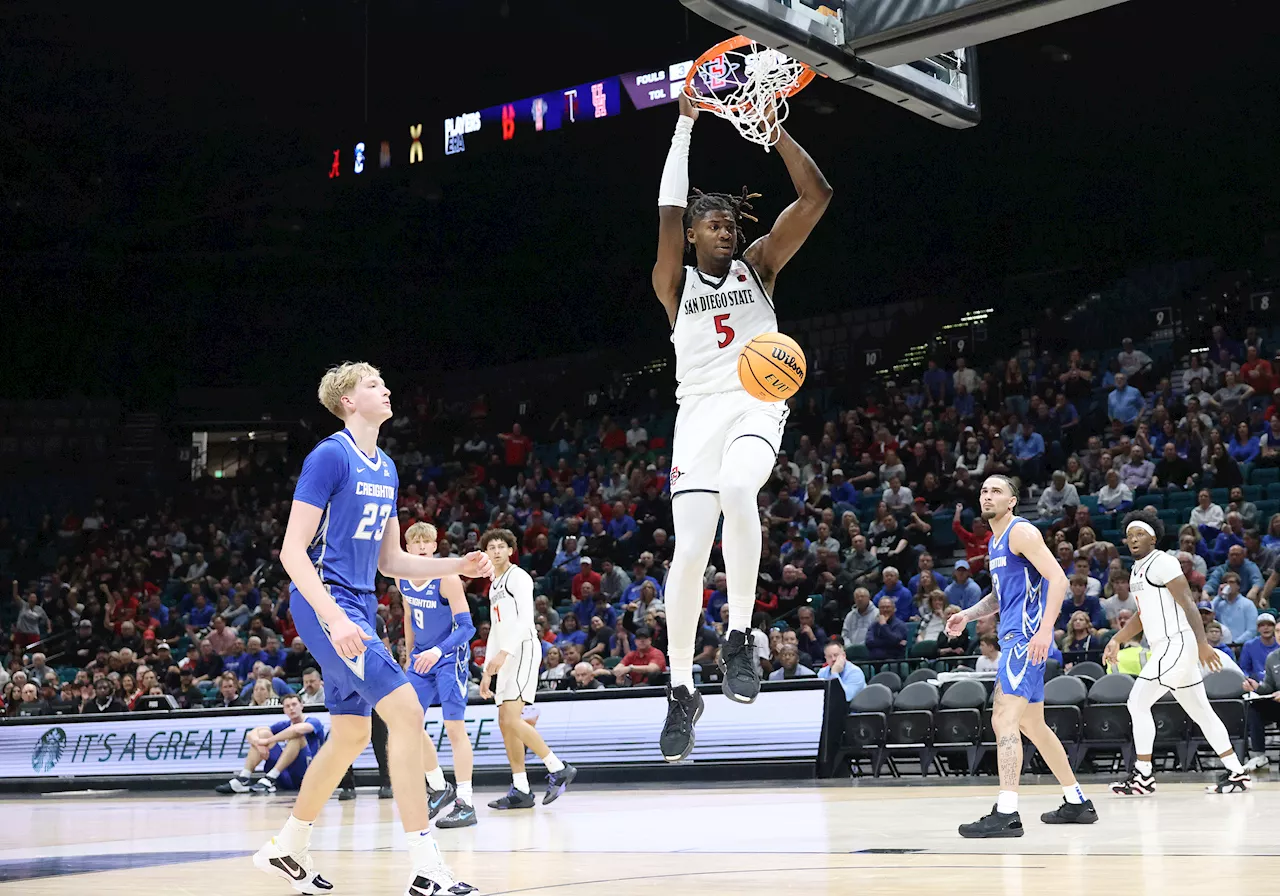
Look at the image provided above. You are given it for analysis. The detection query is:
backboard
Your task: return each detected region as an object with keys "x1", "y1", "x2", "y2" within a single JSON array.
[{"x1": 679, "y1": 0, "x2": 1133, "y2": 128}]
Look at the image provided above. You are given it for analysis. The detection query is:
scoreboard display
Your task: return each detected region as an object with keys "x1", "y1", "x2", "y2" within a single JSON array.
[{"x1": 328, "y1": 54, "x2": 707, "y2": 177}]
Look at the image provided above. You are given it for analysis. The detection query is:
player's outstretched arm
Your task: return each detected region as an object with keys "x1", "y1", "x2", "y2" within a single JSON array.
[
  {"x1": 1011, "y1": 522, "x2": 1070, "y2": 661},
  {"x1": 743, "y1": 126, "x2": 832, "y2": 289},
  {"x1": 653, "y1": 95, "x2": 698, "y2": 321},
  {"x1": 378, "y1": 516, "x2": 493, "y2": 581}
]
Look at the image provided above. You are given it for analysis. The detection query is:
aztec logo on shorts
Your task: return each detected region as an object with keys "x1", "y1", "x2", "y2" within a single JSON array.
[{"x1": 670, "y1": 466, "x2": 683, "y2": 486}]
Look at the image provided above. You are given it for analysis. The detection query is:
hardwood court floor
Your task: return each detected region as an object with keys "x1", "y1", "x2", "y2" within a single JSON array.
[{"x1": 1, "y1": 780, "x2": 1276, "y2": 895}]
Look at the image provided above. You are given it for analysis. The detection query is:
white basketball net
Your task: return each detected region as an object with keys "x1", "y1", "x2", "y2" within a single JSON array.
[{"x1": 687, "y1": 42, "x2": 809, "y2": 151}]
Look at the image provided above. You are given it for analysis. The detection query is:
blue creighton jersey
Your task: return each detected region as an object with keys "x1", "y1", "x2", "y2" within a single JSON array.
[
  {"x1": 989, "y1": 516, "x2": 1045, "y2": 643},
  {"x1": 400, "y1": 577, "x2": 464, "y2": 662},
  {"x1": 293, "y1": 429, "x2": 399, "y2": 593}
]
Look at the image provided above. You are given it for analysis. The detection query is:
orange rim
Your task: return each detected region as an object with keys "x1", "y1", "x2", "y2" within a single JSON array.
[{"x1": 683, "y1": 35, "x2": 815, "y2": 113}]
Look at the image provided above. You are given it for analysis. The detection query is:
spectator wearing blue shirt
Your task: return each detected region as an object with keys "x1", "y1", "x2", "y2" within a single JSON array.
[
  {"x1": 237, "y1": 637, "x2": 271, "y2": 680},
  {"x1": 907, "y1": 553, "x2": 951, "y2": 593},
  {"x1": 1228, "y1": 422, "x2": 1261, "y2": 464},
  {"x1": 621, "y1": 563, "x2": 664, "y2": 608},
  {"x1": 945, "y1": 560, "x2": 983, "y2": 610},
  {"x1": 261, "y1": 635, "x2": 288, "y2": 671},
  {"x1": 1012, "y1": 421, "x2": 1046, "y2": 490},
  {"x1": 818, "y1": 642, "x2": 867, "y2": 703},
  {"x1": 953, "y1": 385, "x2": 975, "y2": 421},
  {"x1": 866, "y1": 596, "x2": 909, "y2": 660},
  {"x1": 238, "y1": 665, "x2": 296, "y2": 700},
  {"x1": 187, "y1": 593, "x2": 214, "y2": 632},
  {"x1": 574, "y1": 589, "x2": 618, "y2": 630},
  {"x1": 875, "y1": 567, "x2": 916, "y2": 623},
  {"x1": 1205, "y1": 545, "x2": 1263, "y2": 605},
  {"x1": 553, "y1": 535, "x2": 584, "y2": 577},
  {"x1": 828, "y1": 469, "x2": 856, "y2": 505},
  {"x1": 1055, "y1": 575, "x2": 1109, "y2": 636},
  {"x1": 1239, "y1": 615, "x2": 1279, "y2": 681},
  {"x1": 703, "y1": 572, "x2": 729, "y2": 627},
  {"x1": 1208, "y1": 515, "x2": 1247, "y2": 566},
  {"x1": 608, "y1": 500, "x2": 639, "y2": 557},
  {"x1": 1107, "y1": 372, "x2": 1145, "y2": 426},
  {"x1": 922, "y1": 359, "x2": 949, "y2": 407},
  {"x1": 555, "y1": 613, "x2": 589, "y2": 649},
  {"x1": 1212, "y1": 571, "x2": 1259, "y2": 646}
]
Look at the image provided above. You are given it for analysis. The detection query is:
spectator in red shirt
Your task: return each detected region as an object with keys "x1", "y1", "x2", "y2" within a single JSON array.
[
  {"x1": 1241, "y1": 345, "x2": 1276, "y2": 396},
  {"x1": 601, "y1": 419, "x2": 627, "y2": 453},
  {"x1": 952, "y1": 503, "x2": 991, "y2": 574},
  {"x1": 498, "y1": 423, "x2": 533, "y2": 475},
  {"x1": 522, "y1": 512, "x2": 549, "y2": 553},
  {"x1": 470, "y1": 621, "x2": 490, "y2": 668},
  {"x1": 571, "y1": 557, "x2": 602, "y2": 599},
  {"x1": 613, "y1": 626, "x2": 666, "y2": 686}
]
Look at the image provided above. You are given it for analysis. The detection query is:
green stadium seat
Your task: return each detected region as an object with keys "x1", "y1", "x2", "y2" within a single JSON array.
[
  {"x1": 1252, "y1": 467, "x2": 1279, "y2": 487},
  {"x1": 1244, "y1": 485, "x2": 1264, "y2": 503},
  {"x1": 846, "y1": 644, "x2": 871, "y2": 662},
  {"x1": 1210, "y1": 488, "x2": 1230, "y2": 505},
  {"x1": 603, "y1": 656, "x2": 622, "y2": 669},
  {"x1": 1137, "y1": 494, "x2": 1164, "y2": 511},
  {"x1": 1157, "y1": 509, "x2": 1181, "y2": 528},
  {"x1": 909, "y1": 639, "x2": 938, "y2": 659},
  {"x1": 1167, "y1": 491, "x2": 1197, "y2": 511},
  {"x1": 54, "y1": 666, "x2": 77, "y2": 684},
  {"x1": 1080, "y1": 495, "x2": 1099, "y2": 512}
]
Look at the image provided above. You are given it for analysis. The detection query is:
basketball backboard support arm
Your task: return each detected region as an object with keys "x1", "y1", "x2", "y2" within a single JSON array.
[{"x1": 679, "y1": 0, "x2": 1132, "y2": 128}]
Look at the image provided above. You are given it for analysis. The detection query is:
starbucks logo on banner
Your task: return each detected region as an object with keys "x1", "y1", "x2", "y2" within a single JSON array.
[{"x1": 32, "y1": 727, "x2": 67, "y2": 772}]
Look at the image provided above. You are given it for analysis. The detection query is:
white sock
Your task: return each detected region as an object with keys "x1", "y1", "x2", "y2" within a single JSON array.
[
  {"x1": 544, "y1": 752, "x2": 565, "y2": 774},
  {"x1": 425, "y1": 767, "x2": 446, "y2": 791},
  {"x1": 1063, "y1": 783, "x2": 1084, "y2": 804},
  {"x1": 996, "y1": 790, "x2": 1018, "y2": 814},
  {"x1": 265, "y1": 767, "x2": 281, "y2": 781},
  {"x1": 239, "y1": 766, "x2": 254, "y2": 779},
  {"x1": 405, "y1": 829, "x2": 442, "y2": 870},
  {"x1": 276, "y1": 815, "x2": 313, "y2": 856},
  {"x1": 456, "y1": 781, "x2": 473, "y2": 806},
  {"x1": 513, "y1": 772, "x2": 530, "y2": 793},
  {"x1": 671, "y1": 670, "x2": 696, "y2": 691},
  {"x1": 1221, "y1": 753, "x2": 1245, "y2": 774},
  {"x1": 1134, "y1": 759, "x2": 1153, "y2": 777}
]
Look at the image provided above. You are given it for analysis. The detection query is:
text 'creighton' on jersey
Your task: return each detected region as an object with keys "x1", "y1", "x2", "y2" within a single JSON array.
[
  {"x1": 671, "y1": 259, "x2": 777, "y2": 400},
  {"x1": 293, "y1": 429, "x2": 399, "y2": 594}
]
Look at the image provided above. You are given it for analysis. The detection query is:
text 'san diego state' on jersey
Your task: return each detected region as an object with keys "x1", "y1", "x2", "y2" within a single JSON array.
[{"x1": 671, "y1": 259, "x2": 777, "y2": 400}]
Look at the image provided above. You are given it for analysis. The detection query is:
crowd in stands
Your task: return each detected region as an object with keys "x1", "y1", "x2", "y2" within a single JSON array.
[{"x1": 2, "y1": 315, "x2": 1279, "y2": 732}]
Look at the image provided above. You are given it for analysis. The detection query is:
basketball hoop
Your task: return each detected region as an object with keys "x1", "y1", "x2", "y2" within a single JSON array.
[{"x1": 684, "y1": 35, "x2": 815, "y2": 151}]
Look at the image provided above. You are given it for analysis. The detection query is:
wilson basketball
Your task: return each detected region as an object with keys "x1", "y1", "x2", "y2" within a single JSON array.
[{"x1": 738, "y1": 332, "x2": 806, "y2": 401}]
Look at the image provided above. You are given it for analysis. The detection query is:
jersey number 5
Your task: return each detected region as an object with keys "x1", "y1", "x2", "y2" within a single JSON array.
[
  {"x1": 713, "y1": 313, "x2": 735, "y2": 348},
  {"x1": 353, "y1": 503, "x2": 392, "y2": 541}
]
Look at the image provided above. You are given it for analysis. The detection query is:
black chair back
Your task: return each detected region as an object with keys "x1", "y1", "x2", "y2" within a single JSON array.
[
  {"x1": 851, "y1": 683, "x2": 894, "y2": 713},
  {"x1": 939, "y1": 679, "x2": 986, "y2": 710},
  {"x1": 1069, "y1": 661, "x2": 1106, "y2": 680},
  {"x1": 1204, "y1": 670, "x2": 1246, "y2": 699},
  {"x1": 905, "y1": 668, "x2": 940, "y2": 686},
  {"x1": 894, "y1": 680, "x2": 941, "y2": 711},
  {"x1": 869, "y1": 671, "x2": 903, "y2": 692},
  {"x1": 1087, "y1": 673, "x2": 1135, "y2": 703},
  {"x1": 1044, "y1": 675, "x2": 1088, "y2": 706}
]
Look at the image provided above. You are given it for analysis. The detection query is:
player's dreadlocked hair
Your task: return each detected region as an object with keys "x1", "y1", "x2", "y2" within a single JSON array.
[
  {"x1": 684, "y1": 187, "x2": 761, "y2": 259},
  {"x1": 1120, "y1": 507, "x2": 1166, "y2": 544}
]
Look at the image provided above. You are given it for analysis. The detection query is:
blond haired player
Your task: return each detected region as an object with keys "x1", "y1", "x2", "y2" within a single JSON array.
[
  {"x1": 398, "y1": 522, "x2": 478, "y2": 828},
  {"x1": 253, "y1": 361, "x2": 491, "y2": 896},
  {"x1": 652, "y1": 91, "x2": 831, "y2": 761},
  {"x1": 477, "y1": 528, "x2": 576, "y2": 808},
  {"x1": 1105, "y1": 508, "x2": 1252, "y2": 795}
]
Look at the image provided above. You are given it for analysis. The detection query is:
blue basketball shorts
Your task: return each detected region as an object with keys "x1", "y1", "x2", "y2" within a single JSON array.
[
  {"x1": 408, "y1": 654, "x2": 469, "y2": 722},
  {"x1": 997, "y1": 635, "x2": 1046, "y2": 704},
  {"x1": 290, "y1": 583, "x2": 408, "y2": 716}
]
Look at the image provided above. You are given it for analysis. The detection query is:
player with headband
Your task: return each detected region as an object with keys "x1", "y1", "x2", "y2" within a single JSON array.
[{"x1": 1106, "y1": 509, "x2": 1252, "y2": 795}]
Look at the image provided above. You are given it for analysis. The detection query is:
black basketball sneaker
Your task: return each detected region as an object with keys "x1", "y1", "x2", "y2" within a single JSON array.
[
  {"x1": 719, "y1": 630, "x2": 760, "y2": 703},
  {"x1": 660, "y1": 684, "x2": 705, "y2": 762},
  {"x1": 428, "y1": 782, "x2": 456, "y2": 819},
  {"x1": 958, "y1": 806, "x2": 1024, "y2": 839},
  {"x1": 488, "y1": 787, "x2": 536, "y2": 810},
  {"x1": 1041, "y1": 799, "x2": 1098, "y2": 824},
  {"x1": 1207, "y1": 771, "x2": 1252, "y2": 793}
]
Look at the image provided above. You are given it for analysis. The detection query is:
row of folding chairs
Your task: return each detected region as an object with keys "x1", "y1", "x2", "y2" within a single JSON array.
[{"x1": 837, "y1": 670, "x2": 1250, "y2": 778}]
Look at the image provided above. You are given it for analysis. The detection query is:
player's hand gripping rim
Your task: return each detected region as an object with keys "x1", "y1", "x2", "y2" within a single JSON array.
[{"x1": 327, "y1": 613, "x2": 373, "y2": 660}]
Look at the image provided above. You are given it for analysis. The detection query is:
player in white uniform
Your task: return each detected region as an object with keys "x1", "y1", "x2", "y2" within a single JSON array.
[
  {"x1": 1105, "y1": 510, "x2": 1252, "y2": 795},
  {"x1": 652, "y1": 92, "x2": 831, "y2": 762},
  {"x1": 477, "y1": 528, "x2": 577, "y2": 808}
]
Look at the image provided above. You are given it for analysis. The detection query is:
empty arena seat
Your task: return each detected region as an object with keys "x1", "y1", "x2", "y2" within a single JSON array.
[
  {"x1": 842, "y1": 683, "x2": 894, "y2": 776},
  {"x1": 1039, "y1": 676, "x2": 1088, "y2": 771},
  {"x1": 885, "y1": 681, "x2": 941, "y2": 776},
  {"x1": 1044, "y1": 658, "x2": 1062, "y2": 682},
  {"x1": 869, "y1": 670, "x2": 902, "y2": 692},
  {"x1": 1068, "y1": 661, "x2": 1106, "y2": 681},
  {"x1": 1191, "y1": 670, "x2": 1249, "y2": 764},
  {"x1": 1251, "y1": 467, "x2": 1279, "y2": 487},
  {"x1": 905, "y1": 668, "x2": 939, "y2": 686},
  {"x1": 1081, "y1": 673, "x2": 1136, "y2": 768},
  {"x1": 1151, "y1": 691, "x2": 1192, "y2": 769},
  {"x1": 934, "y1": 679, "x2": 986, "y2": 774}
]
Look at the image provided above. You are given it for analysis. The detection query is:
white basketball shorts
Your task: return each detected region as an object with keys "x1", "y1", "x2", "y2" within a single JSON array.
[
  {"x1": 1138, "y1": 632, "x2": 1204, "y2": 690},
  {"x1": 495, "y1": 640, "x2": 540, "y2": 705},
  {"x1": 670, "y1": 390, "x2": 788, "y2": 496}
]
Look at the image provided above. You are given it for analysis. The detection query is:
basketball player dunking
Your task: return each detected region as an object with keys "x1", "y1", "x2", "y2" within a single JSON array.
[
  {"x1": 1105, "y1": 509, "x2": 1252, "y2": 795},
  {"x1": 652, "y1": 92, "x2": 831, "y2": 761},
  {"x1": 253, "y1": 362, "x2": 489, "y2": 895},
  {"x1": 945, "y1": 476, "x2": 1099, "y2": 837}
]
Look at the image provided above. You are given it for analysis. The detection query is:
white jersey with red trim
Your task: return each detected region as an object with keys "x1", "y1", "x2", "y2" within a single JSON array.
[{"x1": 671, "y1": 259, "x2": 777, "y2": 401}]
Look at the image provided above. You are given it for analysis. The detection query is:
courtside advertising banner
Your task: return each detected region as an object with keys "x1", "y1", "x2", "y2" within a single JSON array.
[{"x1": 1, "y1": 684, "x2": 828, "y2": 779}]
